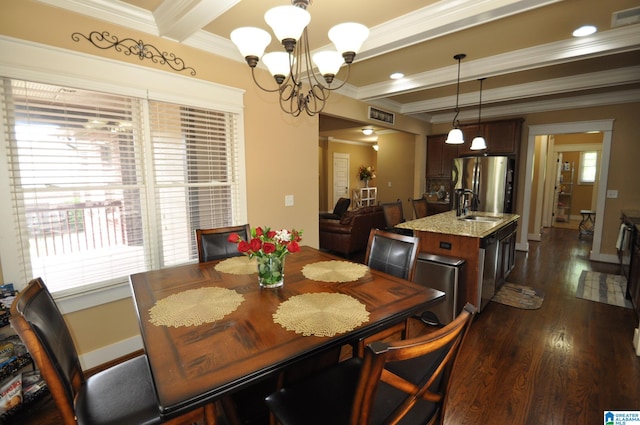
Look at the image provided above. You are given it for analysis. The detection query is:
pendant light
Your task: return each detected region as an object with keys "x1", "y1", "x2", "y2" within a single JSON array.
[
  {"x1": 470, "y1": 78, "x2": 487, "y2": 150},
  {"x1": 445, "y1": 53, "x2": 466, "y2": 144}
]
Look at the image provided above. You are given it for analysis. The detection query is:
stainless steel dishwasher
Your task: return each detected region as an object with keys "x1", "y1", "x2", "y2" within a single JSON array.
[
  {"x1": 478, "y1": 233, "x2": 499, "y2": 311},
  {"x1": 414, "y1": 253, "x2": 465, "y2": 325}
]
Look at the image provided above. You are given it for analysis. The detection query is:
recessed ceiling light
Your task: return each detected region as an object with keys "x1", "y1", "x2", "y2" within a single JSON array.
[
  {"x1": 390, "y1": 72, "x2": 404, "y2": 80},
  {"x1": 573, "y1": 25, "x2": 597, "y2": 37},
  {"x1": 362, "y1": 128, "x2": 374, "y2": 136}
]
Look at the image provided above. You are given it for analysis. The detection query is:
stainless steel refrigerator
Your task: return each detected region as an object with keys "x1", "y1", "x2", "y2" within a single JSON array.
[{"x1": 452, "y1": 156, "x2": 514, "y2": 214}]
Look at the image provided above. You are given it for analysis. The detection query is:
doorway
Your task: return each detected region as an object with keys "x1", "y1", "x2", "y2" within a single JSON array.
[
  {"x1": 332, "y1": 153, "x2": 350, "y2": 207},
  {"x1": 519, "y1": 120, "x2": 614, "y2": 262},
  {"x1": 538, "y1": 134, "x2": 603, "y2": 234}
]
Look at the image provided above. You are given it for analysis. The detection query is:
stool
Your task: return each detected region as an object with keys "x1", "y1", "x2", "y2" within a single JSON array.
[{"x1": 578, "y1": 210, "x2": 595, "y2": 239}]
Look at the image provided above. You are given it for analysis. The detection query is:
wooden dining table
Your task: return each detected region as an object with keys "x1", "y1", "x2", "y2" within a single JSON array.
[{"x1": 129, "y1": 246, "x2": 444, "y2": 421}]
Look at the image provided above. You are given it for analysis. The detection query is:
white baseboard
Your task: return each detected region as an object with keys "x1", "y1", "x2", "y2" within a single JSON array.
[
  {"x1": 528, "y1": 232, "x2": 542, "y2": 241},
  {"x1": 589, "y1": 252, "x2": 619, "y2": 264},
  {"x1": 78, "y1": 334, "x2": 143, "y2": 371}
]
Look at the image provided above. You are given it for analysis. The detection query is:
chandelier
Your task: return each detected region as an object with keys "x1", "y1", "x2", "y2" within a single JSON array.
[{"x1": 230, "y1": 0, "x2": 369, "y2": 117}]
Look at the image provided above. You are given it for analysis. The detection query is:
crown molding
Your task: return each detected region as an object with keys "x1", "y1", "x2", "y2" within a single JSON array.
[
  {"x1": 35, "y1": 0, "x2": 159, "y2": 35},
  {"x1": 402, "y1": 66, "x2": 640, "y2": 114},
  {"x1": 154, "y1": 0, "x2": 240, "y2": 42},
  {"x1": 428, "y1": 89, "x2": 640, "y2": 124},
  {"x1": 357, "y1": 25, "x2": 640, "y2": 101}
]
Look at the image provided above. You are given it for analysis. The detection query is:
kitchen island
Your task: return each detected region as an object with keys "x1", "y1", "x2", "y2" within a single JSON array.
[{"x1": 397, "y1": 210, "x2": 520, "y2": 313}]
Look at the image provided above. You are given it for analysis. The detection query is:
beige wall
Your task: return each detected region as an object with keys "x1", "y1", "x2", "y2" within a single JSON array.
[{"x1": 0, "y1": 1, "x2": 429, "y2": 361}]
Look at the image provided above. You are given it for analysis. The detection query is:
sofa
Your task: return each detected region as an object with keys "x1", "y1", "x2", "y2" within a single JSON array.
[{"x1": 319, "y1": 205, "x2": 386, "y2": 258}]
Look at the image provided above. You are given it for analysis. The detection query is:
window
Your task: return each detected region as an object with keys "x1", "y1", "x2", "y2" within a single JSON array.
[
  {"x1": 1, "y1": 78, "x2": 244, "y2": 296},
  {"x1": 579, "y1": 151, "x2": 598, "y2": 184}
]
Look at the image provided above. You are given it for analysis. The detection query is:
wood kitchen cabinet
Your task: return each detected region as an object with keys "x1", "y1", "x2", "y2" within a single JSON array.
[
  {"x1": 427, "y1": 134, "x2": 458, "y2": 178},
  {"x1": 428, "y1": 118, "x2": 523, "y2": 161},
  {"x1": 483, "y1": 118, "x2": 523, "y2": 155}
]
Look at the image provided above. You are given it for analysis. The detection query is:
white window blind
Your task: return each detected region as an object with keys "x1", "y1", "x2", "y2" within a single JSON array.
[
  {"x1": 579, "y1": 151, "x2": 598, "y2": 184},
  {"x1": 1, "y1": 78, "x2": 243, "y2": 295}
]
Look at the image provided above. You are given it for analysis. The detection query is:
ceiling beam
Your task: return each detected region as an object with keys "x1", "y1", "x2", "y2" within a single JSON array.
[{"x1": 154, "y1": 0, "x2": 241, "y2": 42}]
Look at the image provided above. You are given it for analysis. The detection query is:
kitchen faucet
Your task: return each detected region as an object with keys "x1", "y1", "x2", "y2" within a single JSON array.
[{"x1": 455, "y1": 189, "x2": 475, "y2": 217}]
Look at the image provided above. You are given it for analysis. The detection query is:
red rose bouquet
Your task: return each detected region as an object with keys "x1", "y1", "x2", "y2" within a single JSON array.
[{"x1": 228, "y1": 226, "x2": 303, "y2": 287}]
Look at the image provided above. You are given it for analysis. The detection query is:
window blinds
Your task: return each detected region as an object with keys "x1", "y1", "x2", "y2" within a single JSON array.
[{"x1": 1, "y1": 78, "x2": 242, "y2": 294}]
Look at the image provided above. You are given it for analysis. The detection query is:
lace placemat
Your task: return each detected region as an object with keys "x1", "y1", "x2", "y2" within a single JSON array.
[
  {"x1": 149, "y1": 287, "x2": 245, "y2": 328},
  {"x1": 273, "y1": 293, "x2": 370, "y2": 337},
  {"x1": 215, "y1": 256, "x2": 256, "y2": 275},
  {"x1": 301, "y1": 260, "x2": 369, "y2": 283}
]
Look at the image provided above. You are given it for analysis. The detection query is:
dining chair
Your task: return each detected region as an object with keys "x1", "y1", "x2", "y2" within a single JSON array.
[
  {"x1": 195, "y1": 224, "x2": 250, "y2": 263},
  {"x1": 364, "y1": 228, "x2": 419, "y2": 281},
  {"x1": 265, "y1": 303, "x2": 477, "y2": 425},
  {"x1": 380, "y1": 199, "x2": 413, "y2": 236},
  {"x1": 409, "y1": 196, "x2": 429, "y2": 219},
  {"x1": 10, "y1": 277, "x2": 216, "y2": 425},
  {"x1": 357, "y1": 229, "x2": 420, "y2": 356}
]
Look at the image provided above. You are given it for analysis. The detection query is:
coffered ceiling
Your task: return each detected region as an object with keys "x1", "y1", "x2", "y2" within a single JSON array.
[{"x1": 37, "y1": 0, "x2": 640, "y2": 139}]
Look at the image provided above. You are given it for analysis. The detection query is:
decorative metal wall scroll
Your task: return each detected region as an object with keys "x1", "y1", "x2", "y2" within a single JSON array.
[{"x1": 72, "y1": 31, "x2": 196, "y2": 76}]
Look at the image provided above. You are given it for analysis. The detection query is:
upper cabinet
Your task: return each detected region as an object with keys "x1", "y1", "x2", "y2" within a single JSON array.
[
  {"x1": 428, "y1": 119, "x2": 523, "y2": 174},
  {"x1": 457, "y1": 119, "x2": 523, "y2": 156},
  {"x1": 427, "y1": 134, "x2": 459, "y2": 178}
]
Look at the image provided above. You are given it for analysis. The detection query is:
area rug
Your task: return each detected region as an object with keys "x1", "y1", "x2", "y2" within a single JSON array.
[
  {"x1": 491, "y1": 283, "x2": 545, "y2": 309},
  {"x1": 575, "y1": 271, "x2": 632, "y2": 309}
]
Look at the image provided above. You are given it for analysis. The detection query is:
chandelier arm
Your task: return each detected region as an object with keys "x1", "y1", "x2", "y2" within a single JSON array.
[{"x1": 250, "y1": 67, "x2": 282, "y2": 93}]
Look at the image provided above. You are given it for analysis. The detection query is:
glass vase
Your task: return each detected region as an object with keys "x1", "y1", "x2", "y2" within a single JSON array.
[
  {"x1": 364, "y1": 179, "x2": 369, "y2": 187},
  {"x1": 256, "y1": 255, "x2": 285, "y2": 288}
]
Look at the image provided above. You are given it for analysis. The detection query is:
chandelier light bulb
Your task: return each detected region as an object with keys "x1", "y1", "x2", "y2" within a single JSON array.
[
  {"x1": 328, "y1": 23, "x2": 369, "y2": 63},
  {"x1": 264, "y1": 5, "x2": 310, "y2": 49},
  {"x1": 230, "y1": 27, "x2": 272, "y2": 65}
]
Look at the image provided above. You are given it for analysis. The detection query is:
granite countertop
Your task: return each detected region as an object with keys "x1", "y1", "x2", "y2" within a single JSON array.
[{"x1": 397, "y1": 210, "x2": 520, "y2": 238}]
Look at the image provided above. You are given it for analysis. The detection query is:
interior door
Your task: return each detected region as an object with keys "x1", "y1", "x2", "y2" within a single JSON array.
[{"x1": 333, "y1": 153, "x2": 349, "y2": 207}]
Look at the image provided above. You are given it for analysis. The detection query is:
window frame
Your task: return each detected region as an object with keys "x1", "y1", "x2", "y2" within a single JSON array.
[
  {"x1": 578, "y1": 151, "x2": 598, "y2": 184},
  {"x1": 0, "y1": 37, "x2": 247, "y2": 313}
]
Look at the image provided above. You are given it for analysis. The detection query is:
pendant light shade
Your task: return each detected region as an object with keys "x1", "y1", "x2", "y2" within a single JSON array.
[
  {"x1": 445, "y1": 53, "x2": 466, "y2": 145},
  {"x1": 447, "y1": 128, "x2": 464, "y2": 144},
  {"x1": 470, "y1": 77, "x2": 487, "y2": 150}
]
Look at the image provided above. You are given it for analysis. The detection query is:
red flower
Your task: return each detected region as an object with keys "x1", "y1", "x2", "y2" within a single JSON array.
[
  {"x1": 262, "y1": 242, "x2": 276, "y2": 254},
  {"x1": 255, "y1": 227, "x2": 264, "y2": 237},
  {"x1": 287, "y1": 241, "x2": 300, "y2": 253},
  {"x1": 249, "y1": 238, "x2": 262, "y2": 252},
  {"x1": 228, "y1": 233, "x2": 240, "y2": 243},
  {"x1": 237, "y1": 240, "x2": 250, "y2": 253},
  {"x1": 266, "y1": 230, "x2": 276, "y2": 239}
]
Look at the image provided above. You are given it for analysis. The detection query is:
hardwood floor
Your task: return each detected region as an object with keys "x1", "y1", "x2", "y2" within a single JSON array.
[
  {"x1": 15, "y1": 227, "x2": 640, "y2": 425},
  {"x1": 445, "y1": 227, "x2": 640, "y2": 425}
]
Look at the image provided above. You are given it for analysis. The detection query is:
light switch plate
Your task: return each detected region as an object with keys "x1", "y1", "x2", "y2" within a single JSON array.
[
  {"x1": 606, "y1": 189, "x2": 618, "y2": 198},
  {"x1": 285, "y1": 195, "x2": 294, "y2": 206}
]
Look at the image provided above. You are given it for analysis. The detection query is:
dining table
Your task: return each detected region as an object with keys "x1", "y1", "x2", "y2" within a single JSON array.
[{"x1": 129, "y1": 246, "x2": 445, "y2": 421}]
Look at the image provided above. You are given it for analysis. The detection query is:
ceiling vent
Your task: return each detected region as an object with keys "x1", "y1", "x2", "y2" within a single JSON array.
[
  {"x1": 368, "y1": 106, "x2": 395, "y2": 125},
  {"x1": 612, "y1": 6, "x2": 640, "y2": 28}
]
